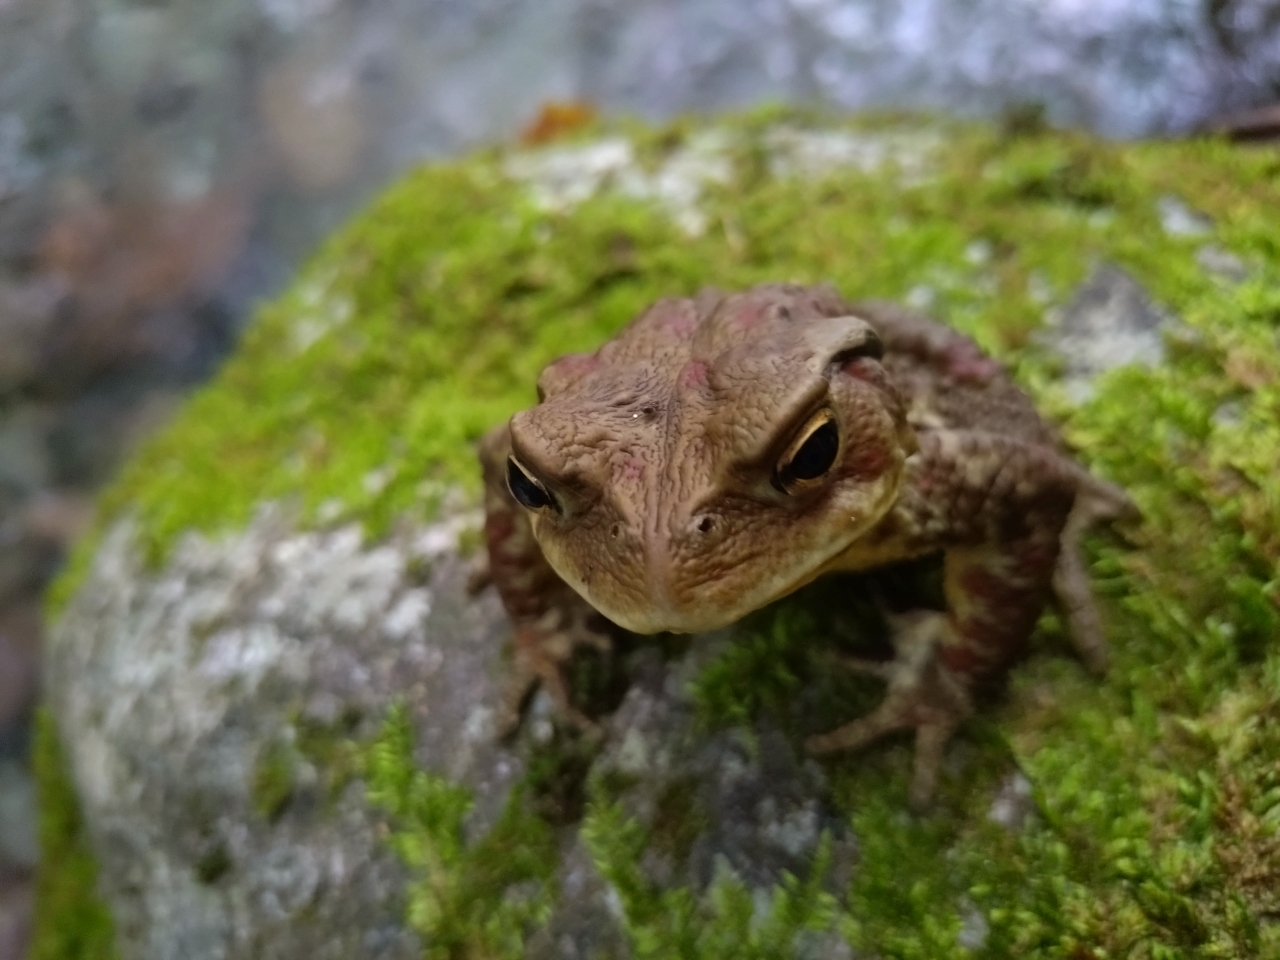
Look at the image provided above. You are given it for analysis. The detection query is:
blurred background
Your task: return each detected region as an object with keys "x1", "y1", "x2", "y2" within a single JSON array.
[{"x1": 0, "y1": 0, "x2": 1278, "y2": 955}]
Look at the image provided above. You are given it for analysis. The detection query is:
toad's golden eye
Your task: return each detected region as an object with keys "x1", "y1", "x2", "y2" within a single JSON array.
[
  {"x1": 772, "y1": 411, "x2": 839, "y2": 494},
  {"x1": 506, "y1": 456, "x2": 559, "y2": 513}
]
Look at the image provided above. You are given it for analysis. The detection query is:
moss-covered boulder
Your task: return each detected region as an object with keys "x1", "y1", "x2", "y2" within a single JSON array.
[{"x1": 41, "y1": 110, "x2": 1280, "y2": 960}]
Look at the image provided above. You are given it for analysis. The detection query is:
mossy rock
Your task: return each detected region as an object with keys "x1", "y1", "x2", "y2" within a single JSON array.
[{"x1": 39, "y1": 108, "x2": 1280, "y2": 960}]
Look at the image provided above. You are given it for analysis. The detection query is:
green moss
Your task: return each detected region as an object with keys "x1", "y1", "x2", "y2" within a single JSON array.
[
  {"x1": 252, "y1": 740, "x2": 299, "y2": 822},
  {"x1": 649, "y1": 777, "x2": 708, "y2": 861},
  {"x1": 249, "y1": 710, "x2": 368, "y2": 824},
  {"x1": 294, "y1": 710, "x2": 365, "y2": 804},
  {"x1": 40, "y1": 109, "x2": 1280, "y2": 956},
  {"x1": 194, "y1": 844, "x2": 233, "y2": 886},
  {"x1": 363, "y1": 706, "x2": 559, "y2": 959},
  {"x1": 581, "y1": 793, "x2": 840, "y2": 958},
  {"x1": 31, "y1": 709, "x2": 119, "y2": 960}
]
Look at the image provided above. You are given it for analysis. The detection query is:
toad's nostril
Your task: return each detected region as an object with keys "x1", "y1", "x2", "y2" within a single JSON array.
[
  {"x1": 610, "y1": 523, "x2": 622, "y2": 539},
  {"x1": 696, "y1": 516, "x2": 714, "y2": 534}
]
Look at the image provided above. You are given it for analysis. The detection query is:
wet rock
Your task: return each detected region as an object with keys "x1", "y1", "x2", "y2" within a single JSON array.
[
  {"x1": 1039, "y1": 263, "x2": 1175, "y2": 402},
  {"x1": 525, "y1": 837, "x2": 628, "y2": 960},
  {"x1": 764, "y1": 125, "x2": 940, "y2": 182},
  {"x1": 595, "y1": 649, "x2": 855, "y2": 898},
  {"x1": 505, "y1": 130, "x2": 736, "y2": 236},
  {"x1": 956, "y1": 900, "x2": 990, "y2": 950},
  {"x1": 986, "y1": 770, "x2": 1036, "y2": 833},
  {"x1": 47, "y1": 503, "x2": 857, "y2": 959},
  {"x1": 45, "y1": 508, "x2": 523, "y2": 960},
  {"x1": 1156, "y1": 195, "x2": 1212, "y2": 238},
  {"x1": 1196, "y1": 245, "x2": 1251, "y2": 284}
]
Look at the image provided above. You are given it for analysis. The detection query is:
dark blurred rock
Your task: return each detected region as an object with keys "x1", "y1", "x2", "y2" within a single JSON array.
[
  {"x1": 18, "y1": 492, "x2": 94, "y2": 552},
  {"x1": 0, "y1": 870, "x2": 33, "y2": 960},
  {"x1": 135, "y1": 76, "x2": 199, "y2": 126},
  {"x1": 0, "y1": 405, "x2": 54, "y2": 500},
  {"x1": 34, "y1": 191, "x2": 251, "y2": 393},
  {"x1": 0, "y1": 536, "x2": 61, "y2": 612},
  {"x1": 47, "y1": 384, "x2": 182, "y2": 488},
  {"x1": 0, "y1": 487, "x2": 92, "y2": 615},
  {"x1": 0, "y1": 604, "x2": 41, "y2": 739},
  {"x1": 1209, "y1": 102, "x2": 1280, "y2": 141},
  {"x1": 259, "y1": 45, "x2": 368, "y2": 192},
  {"x1": 0, "y1": 277, "x2": 65, "y2": 395}
]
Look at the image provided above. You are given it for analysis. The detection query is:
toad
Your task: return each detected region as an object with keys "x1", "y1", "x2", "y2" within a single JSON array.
[{"x1": 473, "y1": 284, "x2": 1134, "y2": 807}]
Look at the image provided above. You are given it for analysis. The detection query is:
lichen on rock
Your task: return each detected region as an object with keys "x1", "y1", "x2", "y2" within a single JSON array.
[{"x1": 40, "y1": 109, "x2": 1280, "y2": 958}]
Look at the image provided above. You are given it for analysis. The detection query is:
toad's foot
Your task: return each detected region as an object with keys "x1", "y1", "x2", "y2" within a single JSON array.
[
  {"x1": 806, "y1": 610, "x2": 972, "y2": 811},
  {"x1": 497, "y1": 607, "x2": 612, "y2": 738},
  {"x1": 1053, "y1": 473, "x2": 1139, "y2": 676}
]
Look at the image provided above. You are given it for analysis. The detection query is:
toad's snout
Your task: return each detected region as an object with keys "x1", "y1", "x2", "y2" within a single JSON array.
[{"x1": 597, "y1": 509, "x2": 751, "y2": 635}]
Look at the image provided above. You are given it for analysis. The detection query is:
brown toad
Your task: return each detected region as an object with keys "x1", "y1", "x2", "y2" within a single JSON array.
[{"x1": 475, "y1": 283, "x2": 1133, "y2": 806}]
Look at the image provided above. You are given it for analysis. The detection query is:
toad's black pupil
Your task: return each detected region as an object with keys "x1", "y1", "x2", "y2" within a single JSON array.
[
  {"x1": 507, "y1": 458, "x2": 554, "y2": 511},
  {"x1": 785, "y1": 419, "x2": 839, "y2": 482}
]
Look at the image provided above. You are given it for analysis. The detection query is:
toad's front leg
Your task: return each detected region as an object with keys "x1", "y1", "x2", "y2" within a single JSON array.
[
  {"x1": 475, "y1": 424, "x2": 613, "y2": 734},
  {"x1": 807, "y1": 430, "x2": 1080, "y2": 808}
]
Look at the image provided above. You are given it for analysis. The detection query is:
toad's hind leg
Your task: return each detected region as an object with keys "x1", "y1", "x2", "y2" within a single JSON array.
[
  {"x1": 806, "y1": 431, "x2": 1132, "y2": 808},
  {"x1": 808, "y1": 430, "x2": 1072, "y2": 808},
  {"x1": 808, "y1": 535, "x2": 1059, "y2": 808},
  {"x1": 1053, "y1": 472, "x2": 1138, "y2": 676},
  {"x1": 806, "y1": 610, "x2": 972, "y2": 810},
  {"x1": 803, "y1": 542, "x2": 1054, "y2": 814}
]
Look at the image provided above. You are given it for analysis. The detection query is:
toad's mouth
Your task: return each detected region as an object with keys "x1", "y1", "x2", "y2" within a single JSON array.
[
  {"x1": 603, "y1": 548, "x2": 846, "y2": 635},
  {"x1": 562, "y1": 473, "x2": 904, "y2": 636}
]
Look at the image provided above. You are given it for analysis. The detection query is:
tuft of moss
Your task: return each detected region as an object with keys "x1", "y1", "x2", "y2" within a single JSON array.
[
  {"x1": 362, "y1": 706, "x2": 560, "y2": 959},
  {"x1": 581, "y1": 793, "x2": 841, "y2": 959},
  {"x1": 252, "y1": 741, "x2": 299, "y2": 822},
  {"x1": 31, "y1": 709, "x2": 119, "y2": 960},
  {"x1": 40, "y1": 108, "x2": 1280, "y2": 956}
]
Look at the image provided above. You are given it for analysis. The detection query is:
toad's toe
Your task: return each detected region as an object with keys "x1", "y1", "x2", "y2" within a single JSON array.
[{"x1": 807, "y1": 611, "x2": 972, "y2": 809}]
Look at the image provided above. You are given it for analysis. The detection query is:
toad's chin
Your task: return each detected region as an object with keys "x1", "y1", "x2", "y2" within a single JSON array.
[{"x1": 555, "y1": 476, "x2": 903, "y2": 636}]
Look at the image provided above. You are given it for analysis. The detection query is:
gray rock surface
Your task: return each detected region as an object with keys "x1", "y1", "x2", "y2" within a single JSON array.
[
  {"x1": 47, "y1": 510, "x2": 444, "y2": 960},
  {"x1": 1039, "y1": 263, "x2": 1178, "y2": 402},
  {"x1": 46, "y1": 502, "x2": 853, "y2": 959}
]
